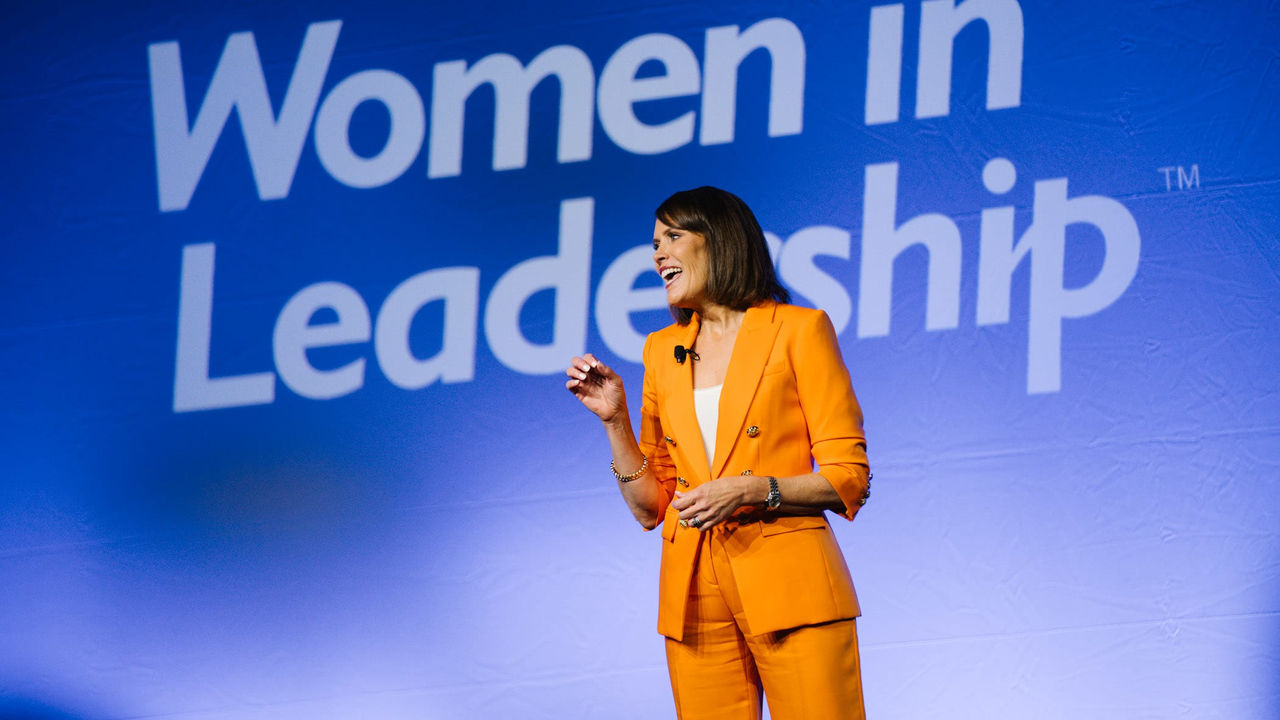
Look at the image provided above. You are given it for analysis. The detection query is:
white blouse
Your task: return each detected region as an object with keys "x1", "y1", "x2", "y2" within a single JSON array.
[{"x1": 692, "y1": 384, "x2": 723, "y2": 470}]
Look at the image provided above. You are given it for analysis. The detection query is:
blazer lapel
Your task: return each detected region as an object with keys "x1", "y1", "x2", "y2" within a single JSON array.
[
  {"x1": 664, "y1": 315, "x2": 711, "y2": 482},
  {"x1": 710, "y1": 303, "x2": 781, "y2": 479}
]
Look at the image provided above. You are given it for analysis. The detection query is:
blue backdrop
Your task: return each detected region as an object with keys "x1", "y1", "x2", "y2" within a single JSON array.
[{"x1": 3, "y1": 1, "x2": 1279, "y2": 718}]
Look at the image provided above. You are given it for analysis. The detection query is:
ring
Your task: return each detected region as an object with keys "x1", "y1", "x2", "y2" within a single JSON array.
[
  {"x1": 679, "y1": 519, "x2": 689, "y2": 528},
  {"x1": 689, "y1": 517, "x2": 702, "y2": 528}
]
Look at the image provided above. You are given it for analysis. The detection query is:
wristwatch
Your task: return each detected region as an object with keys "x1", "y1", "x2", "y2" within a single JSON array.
[{"x1": 765, "y1": 476, "x2": 781, "y2": 510}]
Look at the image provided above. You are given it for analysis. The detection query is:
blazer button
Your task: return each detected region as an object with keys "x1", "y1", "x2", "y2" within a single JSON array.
[
  {"x1": 664, "y1": 435, "x2": 677, "y2": 446},
  {"x1": 745, "y1": 425, "x2": 759, "y2": 437},
  {"x1": 677, "y1": 477, "x2": 689, "y2": 487}
]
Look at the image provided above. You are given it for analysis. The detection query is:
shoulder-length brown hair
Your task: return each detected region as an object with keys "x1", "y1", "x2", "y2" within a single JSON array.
[{"x1": 655, "y1": 186, "x2": 789, "y2": 324}]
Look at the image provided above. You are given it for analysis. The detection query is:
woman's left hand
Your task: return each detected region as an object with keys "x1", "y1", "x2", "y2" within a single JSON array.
[{"x1": 671, "y1": 475, "x2": 756, "y2": 531}]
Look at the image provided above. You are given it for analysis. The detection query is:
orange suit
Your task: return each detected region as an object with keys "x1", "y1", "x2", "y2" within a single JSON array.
[{"x1": 639, "y1": 301, "x2": 868, "y2": 641}]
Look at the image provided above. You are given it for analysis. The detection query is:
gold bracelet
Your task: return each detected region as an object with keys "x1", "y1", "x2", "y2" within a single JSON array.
[
  {"x1": 858, "y1": 471, "x2": 873, "y2": 506},
  {"x1": 611, "y1": 455, "x2": 647, "y2": 482}
]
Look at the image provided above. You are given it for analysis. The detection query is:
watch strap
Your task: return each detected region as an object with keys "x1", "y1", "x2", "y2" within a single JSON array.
[{"x1": 765, "y1": 476, "x2": 781, "y2": 509}]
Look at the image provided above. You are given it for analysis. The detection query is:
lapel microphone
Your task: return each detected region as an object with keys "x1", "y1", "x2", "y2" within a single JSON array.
[{"x1": 674, "y1": 345, "x2": 700, "y2": 364}]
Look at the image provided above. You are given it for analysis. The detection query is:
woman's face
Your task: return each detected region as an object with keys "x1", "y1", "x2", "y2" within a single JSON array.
[{"x1": 653, "y1": 218, "x2": 710, "y2": 309}]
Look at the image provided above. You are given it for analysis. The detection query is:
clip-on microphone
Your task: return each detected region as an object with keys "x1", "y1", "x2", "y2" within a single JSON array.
[{"x1": 674, "y1": 345, "x2": 700, "y2": 364}]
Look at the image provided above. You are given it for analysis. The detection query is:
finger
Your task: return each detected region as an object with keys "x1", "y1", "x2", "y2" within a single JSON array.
[
  {"x1": 564, "y1": 358, "x2": 592, "y2": 377},
  {"x1": 677, "y1": 501, "x2": 707, "y2": 520},
  {"x1": 674, "y1": 497, "x2": 705, "y2": 515},
  {"x1": 672, "y1": 489, "x2": 702, "y2": 510},
  {"x1": 697, "y1": 509, "x2": 728, "y2": 532},
  {"x1": 694, "y1": 511, "x2": 721, "y2": 531},
  {"x1": 565, "y1": 358, "x2": 594, "y2": 380},
  {"x1": 583, "y1": 354, "x2": 615, "y2": 377}
]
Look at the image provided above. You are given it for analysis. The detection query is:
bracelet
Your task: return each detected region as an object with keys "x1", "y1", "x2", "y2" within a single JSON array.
[
  {"x1": 858, "y1": 471, "x2": 873, "y2": 506},
  {"x1": 611, "y1": 455, "x2": 647, "y2": 483}
]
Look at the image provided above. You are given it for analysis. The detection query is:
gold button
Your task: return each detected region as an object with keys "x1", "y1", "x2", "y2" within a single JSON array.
[
  {"x1": 740, "y1": 470, "x2": 753, "y2": 476},
  {"x1": 746, "y1": 425, "x2": 759, "y2": 437},
  {"x1": 677, "y1": 477, "x2": 689, "y2": 487},
  {"x1": 664, "y1": 435, "x2": 677, "y2": 445}
]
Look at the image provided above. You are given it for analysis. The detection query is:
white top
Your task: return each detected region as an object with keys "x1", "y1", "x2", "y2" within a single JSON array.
[{"x1": 692, "y1": 384, "x2": 723, "y2": 470}]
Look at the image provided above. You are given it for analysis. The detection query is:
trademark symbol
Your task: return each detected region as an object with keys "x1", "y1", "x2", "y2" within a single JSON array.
[{"x1": 1158, "y1": 164, "x2": 1200, "y2": 191}]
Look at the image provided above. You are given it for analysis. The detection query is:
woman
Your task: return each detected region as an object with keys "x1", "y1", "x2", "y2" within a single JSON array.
[{"x1": 565, "y1": 187, "x2": 871, "y2": 719}]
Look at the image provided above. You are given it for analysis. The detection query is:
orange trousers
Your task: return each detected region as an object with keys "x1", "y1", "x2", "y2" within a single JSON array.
[{"x1": 665, "y1": 529, "x2": 866, "y2": 720}]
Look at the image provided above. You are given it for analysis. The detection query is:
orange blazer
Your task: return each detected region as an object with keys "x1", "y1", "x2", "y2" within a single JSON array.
[{"x1": 639, "y1": 302, "x2": 870, "y2": 641}]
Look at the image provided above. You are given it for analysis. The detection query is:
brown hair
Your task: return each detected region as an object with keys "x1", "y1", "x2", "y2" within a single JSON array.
[{"x1": 655, "y1": 186, "x2": 790, "y2": 324}]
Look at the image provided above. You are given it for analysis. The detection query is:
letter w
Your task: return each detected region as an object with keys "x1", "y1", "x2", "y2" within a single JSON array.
[{"x1": 148, "y1": 21, "x2": 342, "y2": 212}]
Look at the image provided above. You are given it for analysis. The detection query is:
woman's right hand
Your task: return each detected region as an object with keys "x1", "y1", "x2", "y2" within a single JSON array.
[{"x1": 565, "y1": 353, "x2": 627, "y2": 423}]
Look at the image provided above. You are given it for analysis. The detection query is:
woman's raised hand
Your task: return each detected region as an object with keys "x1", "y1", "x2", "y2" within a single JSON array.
[{"x1": 565, "y1": 353, "x2": 627, "y2": 423}]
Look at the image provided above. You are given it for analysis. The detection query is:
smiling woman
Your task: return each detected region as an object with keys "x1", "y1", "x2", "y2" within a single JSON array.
[
  {"x1": 652, "y1": 188, "x2": 788, "y2": 325},
  {"x1": 652, "y1": 220, "x2": 710, "y2": 310},
  {"x1": 566, "y1": 186, "x2": 872, "y2": 719}
]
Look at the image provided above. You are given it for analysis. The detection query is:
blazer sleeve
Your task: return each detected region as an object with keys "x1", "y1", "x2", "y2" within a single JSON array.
[
  {"x1": 638, "y1": 333, "x2": 678, "y2": 526},
  {"x1": 791, "y1": 310, "x2": 870, "y2": 521}
]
